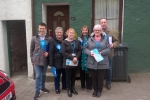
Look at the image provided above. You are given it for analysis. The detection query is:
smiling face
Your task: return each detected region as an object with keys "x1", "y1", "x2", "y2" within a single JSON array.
[
  {"x1": 55, "y1": 30, "x2": 63, "y2": 39},
  {"x1": 100, "y1": 19, "x2": 107, "y2": 30},
  {"x1": 93, "y1": 24, "x2": 102, "y2": 37},
  {"x1": 81, "y1": 27, "x2": 88, "y2": 36},
  {"x1": 38, "y1": 25, "x2": 46, "y2": 35},
  {"x1": 66, "y1": 28, "x2": 75, "y2": 40}
]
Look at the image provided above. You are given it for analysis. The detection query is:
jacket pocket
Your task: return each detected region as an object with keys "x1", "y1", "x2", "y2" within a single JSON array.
[{"x1": 87, "y1": 56, "x2": 94, "y2": 65}]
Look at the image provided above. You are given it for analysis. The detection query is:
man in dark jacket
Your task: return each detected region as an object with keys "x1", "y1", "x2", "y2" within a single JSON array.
[
  {"x1": 49, "y1": 27, "x2": 67, "y2": 94},
  {"x1": 30, "y1": 23, "x2": 52, "y2": 100}
]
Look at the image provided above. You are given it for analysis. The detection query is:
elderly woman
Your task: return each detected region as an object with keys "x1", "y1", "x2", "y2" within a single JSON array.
[
  {"x1": 84, "y1": 24, "x2": 111, "y2": 98},
  {"x1": 62, "y1": 28, "x2": 81, "y2": 97},
  {"x1": 49, "y1": 27, "x2": 67, "y2": 94}
]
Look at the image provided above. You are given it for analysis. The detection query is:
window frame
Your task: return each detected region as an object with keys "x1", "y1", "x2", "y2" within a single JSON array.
[{"x1": 92, "y1": 0, "x2": 123, "y2": 41}]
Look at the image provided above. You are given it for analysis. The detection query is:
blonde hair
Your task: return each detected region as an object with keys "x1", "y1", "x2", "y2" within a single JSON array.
[{"x1": 66, "y1": 28, "x2": 76, "y2": 37}]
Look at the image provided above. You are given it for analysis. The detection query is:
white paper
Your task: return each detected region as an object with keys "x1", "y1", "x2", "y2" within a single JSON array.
[
  {"x1": 66, "y1": 59, "x2": 78, "y2": 66},
  {"x1": 109, "y1": 36, "x2": 112, "y2": 45}
]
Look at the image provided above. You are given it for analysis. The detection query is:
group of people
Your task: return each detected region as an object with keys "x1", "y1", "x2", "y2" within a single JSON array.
[{"x1": 30, "y1": 18, "x2": 119, "y2": 100}]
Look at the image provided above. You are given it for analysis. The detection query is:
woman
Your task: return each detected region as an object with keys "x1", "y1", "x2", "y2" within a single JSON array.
[
  {"x1": 49, "y1": 27, "x2": 67, "y2": 94},
  {"x1": 78, "y1": 25, "x2": 92, "y2": 91},
  {"x1": 84, "y1": 24, "x2": 111, "y2": 98},
  {"x1": 62, "y1": 28, "x2": 81, "y2": 97}
]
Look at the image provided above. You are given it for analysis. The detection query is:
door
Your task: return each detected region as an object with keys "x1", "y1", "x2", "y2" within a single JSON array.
[{"x1": 47, "y1": 5, "x2": 69, "y2": 37}]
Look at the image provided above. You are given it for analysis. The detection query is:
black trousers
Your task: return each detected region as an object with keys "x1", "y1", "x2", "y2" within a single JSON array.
[
  {"x1": 65, "y1": 67, "x2": 78, "y2": 89},
  {"x1": 90, "y1": 69, "x2": 106, "y2": 92},
  {"x1": 80, "y1": 68, "x2": 92, "y2": 89}
]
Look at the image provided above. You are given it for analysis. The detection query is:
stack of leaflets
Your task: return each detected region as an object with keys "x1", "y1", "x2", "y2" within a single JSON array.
[
  {"x1": 91, "y1": 48, "x2": 104, "y2": 62},
  {"x1": 66, "y1": 59, "x2": 78, "y2": 66}
]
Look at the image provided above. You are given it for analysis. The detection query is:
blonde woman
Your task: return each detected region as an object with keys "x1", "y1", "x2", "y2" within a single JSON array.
[{"x1": 62, "y1": 28, "x2": 81, "y2": 97}]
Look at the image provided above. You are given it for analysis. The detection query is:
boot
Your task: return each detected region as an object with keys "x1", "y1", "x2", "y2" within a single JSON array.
[
  {"x1": 71, "y1": 87, "x2": 78, "y2": 95},
  {"x1": 68, "y1": 89, "x2": 72, "y2": 97}
]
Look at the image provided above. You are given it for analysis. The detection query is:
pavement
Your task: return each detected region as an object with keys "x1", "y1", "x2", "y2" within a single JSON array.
[{"x1": 11, "y1": 72, "x2": 150, "y2": 100}]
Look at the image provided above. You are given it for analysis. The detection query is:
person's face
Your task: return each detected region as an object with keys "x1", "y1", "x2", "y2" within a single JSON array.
[
  {"x1": 38, "y1": 25, "x2": 46, "y2": 35},
  {"x1": 67, "y1": 30, "x2": 75, "y2": 39},
  {"x1": 81, "y1": 28, "x2": 88, "y2": 36},
  {"x1": 55, "y1": 30, "x2": 63, "y2": 39},
  {"x1": 100, "y1": 19, "x2": 107, "y2": 29},
  {"x1": 94, "y1": 28, "x2": 102, "y2": 36}
]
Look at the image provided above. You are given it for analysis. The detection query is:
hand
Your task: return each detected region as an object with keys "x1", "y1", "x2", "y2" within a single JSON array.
[
  {"x1": 44, "y1": 52, "x2": 49, "y2": 57},
  {"x1": 90, "y1": 52, "x2": 94, "y2": 57},
  {"x1": 110, "y1": 43, "x2": 114, "y2": 48},
  {"x1": 99, "y1": 52, "x2": 101, "y2": 54},
  {"x1": 73, "y1": 57, "x2": 77, "y2": 63}
]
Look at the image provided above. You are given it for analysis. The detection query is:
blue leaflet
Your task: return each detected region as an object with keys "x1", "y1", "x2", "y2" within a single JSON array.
[
  {"x1": 50, "y1": 67, "x2": 57, "y2": 77},
  {"x1": 91, "y1": 48, "x2": 104, "y2": 62}
]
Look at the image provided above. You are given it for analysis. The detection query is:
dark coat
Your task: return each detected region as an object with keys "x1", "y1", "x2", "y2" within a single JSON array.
[
  {"x1": 30, "y1": 34, "x2": 52, "y2": 66},
  {"x1": 49, "y1": 36, "x2": 64, "y2": 69},
  {"x1": 62, "y1": 39, "x2": 81, "y2": 69}
]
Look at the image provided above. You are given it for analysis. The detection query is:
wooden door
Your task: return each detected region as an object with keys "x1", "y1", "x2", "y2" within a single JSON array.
[{"x1": 47, "y1": 5, "x2": 69, "y2": 37}]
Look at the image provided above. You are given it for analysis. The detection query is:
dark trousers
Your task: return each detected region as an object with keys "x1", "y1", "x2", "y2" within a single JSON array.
[
  {"x1": 80, "y1": 68, "x2": 92, "y2": 89},
  {"x1": 54, "y1": 68, "x2": 66, "y2": 90},
  {"x1": 65, "y1": 68, "x2": 78, "y2": 89},
  {"x1": 90, "y1": 69, "x2": 106, "y2": 92}
]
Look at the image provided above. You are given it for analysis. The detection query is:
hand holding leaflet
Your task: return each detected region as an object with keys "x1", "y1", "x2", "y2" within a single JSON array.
[{"x1": 91, "y1": 48, "x2": 104, "y2": 62}]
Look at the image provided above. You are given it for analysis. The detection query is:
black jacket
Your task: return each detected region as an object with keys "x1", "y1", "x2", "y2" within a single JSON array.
[
  {"x1": 62, "y1": 39, "x2": 81, "y2": 68},
  {"x1": 49, "y1": 36, "x2": 64, "y2": 69}
]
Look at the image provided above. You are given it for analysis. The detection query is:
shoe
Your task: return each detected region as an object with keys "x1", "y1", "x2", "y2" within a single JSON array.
[
  {"x1": 34, "y1": 92, "x2": 40, "y2": 100},
  {"x1": 62, "y1": 87, "x2": 68, "y2": 90},
  {"x1": 97, "y1": 92, "x2": 101, "y2": 98},
  {"x1": 56, "y1": 90, "x2": 60, "y2": 94},
  {"x1": 41, "y1": 88, "x2": 49, "y2": 93},
  {"x1": 106, "y1": 84, "x2": 111, "y2": 90},
  {"x1": 71, "y1": 87, "x2": 78, "y2": 95},
  {"x1": 92, "y1": 91, "x2": 97, "y2": 97},
  {"x1": 68, "y1": 90, "x2": 72, "y2": 97}
]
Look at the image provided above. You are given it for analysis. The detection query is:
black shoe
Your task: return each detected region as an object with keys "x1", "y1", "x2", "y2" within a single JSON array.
[
  {"x1": 97, "y1": 92, "x2": 101, "y2": 98},
  {"x1": 68, "y1": 90, "x2": 72, "y2": 97},
  {"x1": 92, "y1": 91, "x2": 97, "y2": 97},
  {"x1": 56, "y1": 90, "x2": 60, "y2": 94},
  {"x1": 34, "y1": 92, "x2": 40, "y2": 100},
  {"x1": 106, "y1": 84, "x2": 111, "y2": 90},
  {"x1": 71, "y1": 88, "x2": 78, "y2": 95},
  {"x1": 41, "y1": 88, "x2": 49, "y2": 93}
]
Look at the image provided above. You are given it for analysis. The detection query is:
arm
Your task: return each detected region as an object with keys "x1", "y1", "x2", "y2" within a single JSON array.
[
  {"x1": 62, "y1": 41, "x2": 74, "y2": 60},
  {"x1": 111, "y1": 31, "x2": 119, "y2": 48},
  {"x1": 83, "y1": 40, "x2": 91, "y2": 56},
  {"x1": 49, "y1": 39, "x2": 54, "y2": 67},
  {"x1": 30, "y1": 37, "x2": 35, "y2": 63},
  {"x1": 101, "y1": 39, "x2": 111, "y2": 56},
  {"x1": 76, "y1": 41, "x2": 81, "y2": 59}
]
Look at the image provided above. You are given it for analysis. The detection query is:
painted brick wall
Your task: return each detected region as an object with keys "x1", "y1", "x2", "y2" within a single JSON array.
[
  {"x1": 123, "y1": 0, "x2": 150, "y2": 73},
  {"x1": 0, "y1": 0, "x2": 33, "y2": 78},
  {"x1": 34, "y1": 0, "x2": 92, "y2": 36}
]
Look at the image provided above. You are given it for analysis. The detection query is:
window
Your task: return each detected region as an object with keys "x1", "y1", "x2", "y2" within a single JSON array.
[{"x1": 92, "y1": 0, "x2": 123, "y2": 40}]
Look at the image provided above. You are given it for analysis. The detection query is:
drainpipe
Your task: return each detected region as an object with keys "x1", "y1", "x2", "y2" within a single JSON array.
[{"x1": 31, "y1": 0, "x2": 35, "y2": 80}]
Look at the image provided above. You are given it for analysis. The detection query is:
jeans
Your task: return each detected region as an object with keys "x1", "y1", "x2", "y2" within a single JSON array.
[
  {"x1": 34, "y1": 64, "x2": 48, "y2": 93},
  {"x1": 54, "y1": 68, "x2": 66, "y2": 90},
  {"x1": 106, "y1": 57, "x2": 113, "y2": 85}
]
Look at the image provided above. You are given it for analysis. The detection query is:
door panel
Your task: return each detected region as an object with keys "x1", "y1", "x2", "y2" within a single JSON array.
[{"x1": 47, "y1": 6, "x2": 69, "y2": 37}]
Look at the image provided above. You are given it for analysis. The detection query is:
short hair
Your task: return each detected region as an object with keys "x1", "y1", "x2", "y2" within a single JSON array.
[
  {"x1": 55, "y1": 27, "x2": 63, "y2": 33},
  {"x1": 38, "y1": 22, "x2": 46, "y2": 27},
  {"x1": 93, "y1": 24, "x2": 102, "y2": 31},
  {"x1": 66, "y1": 28, "x2": 76, "y2": 36},
  {"x1": 100, "y1": 18, "x2": 107, "y2": 22}
]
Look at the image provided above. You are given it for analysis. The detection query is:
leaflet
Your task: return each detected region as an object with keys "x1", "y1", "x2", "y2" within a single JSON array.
[
  {"x1": 91, "y1": 48, "x2": 104, "y2": 62},
  {"x1": 66, "y1": 59, "x2": 78, "y2": 66}
]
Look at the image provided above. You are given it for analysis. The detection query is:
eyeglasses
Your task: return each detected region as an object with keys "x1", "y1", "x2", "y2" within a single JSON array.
[{"x1": 94, "y1": 30, "x2": 101, "y2": 32}]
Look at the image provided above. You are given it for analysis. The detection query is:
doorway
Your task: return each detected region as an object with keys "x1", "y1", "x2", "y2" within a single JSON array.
[
  {"x1": 7, "y1": 20, "x2": 27, "y2": 76},
  {"x1": 47, "y1": 5, "x2": 69, "y2": 37}
]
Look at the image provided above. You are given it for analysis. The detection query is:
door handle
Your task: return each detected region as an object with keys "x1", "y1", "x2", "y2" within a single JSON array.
[{"x1": 48, "y1": 29, "x2": 52, "y2": 35}]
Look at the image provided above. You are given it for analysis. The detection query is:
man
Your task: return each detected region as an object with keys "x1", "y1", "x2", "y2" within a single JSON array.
[
  {"x1": 30, "y1": 22, "x2": 52, "y2": 100},
  {"x1": 100, "y1": 18, "x2": 119, "y2": 90}
]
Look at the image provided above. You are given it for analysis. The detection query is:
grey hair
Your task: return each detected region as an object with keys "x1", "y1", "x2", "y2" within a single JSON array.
[
  {"x1": 93, "y1": 24, "x2": 102, "y2": 31},
  {"x1": 55, "y1": 27, "x2": 63, "y2": 33}
]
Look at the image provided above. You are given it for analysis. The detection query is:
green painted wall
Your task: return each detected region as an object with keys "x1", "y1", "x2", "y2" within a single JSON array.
[
  {"x1": 34, "y1": 0, "x2": 92, "y2": 36},
  {"x1": 124, "y1": 0, "x2": 150, "y2": 73}
]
